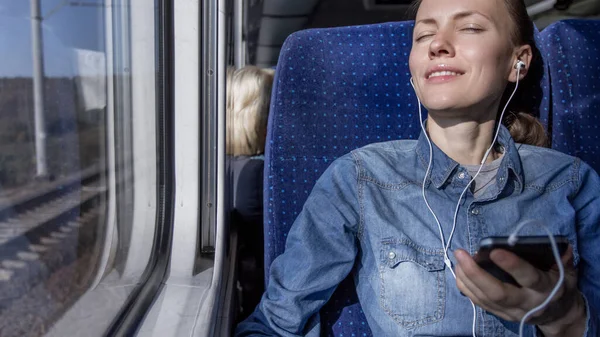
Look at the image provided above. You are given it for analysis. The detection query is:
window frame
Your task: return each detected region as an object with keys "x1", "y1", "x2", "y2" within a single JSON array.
[{"x1": 45, "y1": 0, "x2": 169, "y2": 335}]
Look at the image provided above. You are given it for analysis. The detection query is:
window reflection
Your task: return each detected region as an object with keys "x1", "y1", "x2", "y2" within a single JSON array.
[{"x1": 0, "y1": 1, "x2": 157, "y2": 336}]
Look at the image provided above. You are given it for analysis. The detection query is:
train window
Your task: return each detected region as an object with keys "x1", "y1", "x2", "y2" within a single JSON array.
[
  {"x1": 529, "y1": 0, "x2": 600, "y2": 28},
  {"x1": 3, "y1": 0, "x2": 598, "y2": 336},
  {"x1": 0, "y1": 0, "x2": 159, "y2": 336}
]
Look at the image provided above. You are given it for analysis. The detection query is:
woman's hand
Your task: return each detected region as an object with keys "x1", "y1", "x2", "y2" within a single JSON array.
[{"x1": 454, "y1": 245, "x2": 587, "y2": 336}]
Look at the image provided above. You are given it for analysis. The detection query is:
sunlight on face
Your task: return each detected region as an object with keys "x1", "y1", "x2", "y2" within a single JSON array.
[{"x1": 409, "y1": 0, "x2": 517, "y2": 119}]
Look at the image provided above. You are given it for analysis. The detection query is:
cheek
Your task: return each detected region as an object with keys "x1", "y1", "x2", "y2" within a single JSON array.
[
  {"x1": 408, "y1": 52, "x2": 418, "y2": 78},
  {"x1": 462, "y1": 47, "x2": 509, "y2": 84},
  {"x1": 409, "y1": 44, "x2": 430, "y2": 72}
]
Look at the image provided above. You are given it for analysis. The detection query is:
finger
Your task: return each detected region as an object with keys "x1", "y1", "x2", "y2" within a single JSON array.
[
  {"x1": 455, "y1": 249, "x2": 517, "y2": 307},
  {"x1": 490, "y1": 249, "x2": 552, "y2": 292},
  {"x1": 455, "y1": 269, "x2": 521, "y2": 322},
  {"x1": 550, "y1": 246, "x2": 580, "y2": 290},
  {"x1": 455, "y1": 267, "x2": 498, "y2": 310},
  {"x1": 455, "y1": 259, "x2": 488, "y2": 303},
  {"x1": 562, "y1": 245, "x2": 574, "y2": 265},
  {"x1": 559, "y1": 245, "x2": 574, "y2": 268}
]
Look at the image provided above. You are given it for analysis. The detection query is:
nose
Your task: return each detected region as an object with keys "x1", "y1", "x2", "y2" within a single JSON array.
[{"x1": 429, "y1": 32, "x2": 455, "y2": 59}]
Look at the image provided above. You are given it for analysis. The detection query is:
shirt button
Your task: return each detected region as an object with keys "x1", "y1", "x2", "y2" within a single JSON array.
[
  {"x1": 471, "y1": 208, "x2": 480, "y2": 215},
  {"x1": 458, "y1": 172, "x2": 466, "y2": 179},
  {"x1": 388, "y1": 251, "x2": 396, "y2": 260}
]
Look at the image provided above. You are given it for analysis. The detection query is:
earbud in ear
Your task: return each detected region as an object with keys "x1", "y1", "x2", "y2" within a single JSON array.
[{"x1": 515, "y1": 60, "x2": 526, "y2": 70}]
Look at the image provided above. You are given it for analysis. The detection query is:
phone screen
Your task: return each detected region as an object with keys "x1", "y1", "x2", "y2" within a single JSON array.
[{"x1": 473, "y1": 236, "x2": 569, "y2": 287}]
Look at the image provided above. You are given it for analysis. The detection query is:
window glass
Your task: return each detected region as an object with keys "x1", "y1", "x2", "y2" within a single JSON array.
[
  {"x1": 531, "y1": 0, "x2": 600, "y2": 29},
  {"x1": 0, "y1": 1, "x2": 158, "y2": 335}
]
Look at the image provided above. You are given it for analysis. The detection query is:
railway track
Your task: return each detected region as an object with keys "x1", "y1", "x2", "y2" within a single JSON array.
[{"x1": 0, "y1": 166, "x2": 107, "y2": 314}]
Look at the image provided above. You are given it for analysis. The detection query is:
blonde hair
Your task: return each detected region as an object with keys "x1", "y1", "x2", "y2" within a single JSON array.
[{"x1": 226, "y1": 66, "x2": 275, "y2": 156}]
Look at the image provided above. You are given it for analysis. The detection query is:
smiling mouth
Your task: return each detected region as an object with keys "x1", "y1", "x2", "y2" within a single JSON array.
[{"x1": 427, "y1": 71, "x2": 463, "y2": 79}]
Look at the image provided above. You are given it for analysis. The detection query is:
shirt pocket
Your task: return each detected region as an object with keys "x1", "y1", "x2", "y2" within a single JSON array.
[{"x1": 378, "y1": 239, "x2": 446, "y2": 329}]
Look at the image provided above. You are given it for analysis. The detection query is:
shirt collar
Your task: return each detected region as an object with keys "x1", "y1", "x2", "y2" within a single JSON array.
[{"x1": 415, "y1": 123, "x2": 524, "y2": 192}]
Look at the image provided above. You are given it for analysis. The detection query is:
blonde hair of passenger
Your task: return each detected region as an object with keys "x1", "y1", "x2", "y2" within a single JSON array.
[{"x1": 226, "y1": 66, "x2": 275, "y2": 156}]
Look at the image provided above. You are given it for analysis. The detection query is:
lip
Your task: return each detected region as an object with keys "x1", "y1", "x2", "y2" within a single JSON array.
[{"x1": 424, "y1": 64, "x2": 465, "y2": 83}]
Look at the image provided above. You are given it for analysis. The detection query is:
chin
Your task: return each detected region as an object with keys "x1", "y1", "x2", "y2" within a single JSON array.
[{"x1": 420, "y1": 98, "x2": 462, "y2": 112}]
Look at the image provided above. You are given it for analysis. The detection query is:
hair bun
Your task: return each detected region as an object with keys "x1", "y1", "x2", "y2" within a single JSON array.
[{"x1": 504, "y1": 112, "x2": 548, "y2": 147}]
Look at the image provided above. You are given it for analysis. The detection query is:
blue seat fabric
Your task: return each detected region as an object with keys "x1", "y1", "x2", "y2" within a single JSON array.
[{"x1": 539, "y1": 20, "x2": 600, "y2": 173}]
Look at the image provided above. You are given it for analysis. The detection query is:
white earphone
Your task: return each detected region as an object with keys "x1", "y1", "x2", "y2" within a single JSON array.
[{"x1": 515, "y1": 60, "x2": 526, "y2": 70}]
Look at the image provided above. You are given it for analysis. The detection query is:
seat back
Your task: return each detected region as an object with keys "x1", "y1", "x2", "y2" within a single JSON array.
[
  {"x1": 539, "y1": 20, "x2": 600, "y2": 172},
  {"x1": 264, "y1": 21, "x2": 550, "y2": 336},
  {"x1": 264, "y1": 22, "x2": 418, "y2": 336}
]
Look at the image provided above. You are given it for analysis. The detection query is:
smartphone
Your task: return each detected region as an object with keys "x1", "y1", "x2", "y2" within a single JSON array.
[{"x1": 473, "y1": 236, "x2": 569, "y2": 287}]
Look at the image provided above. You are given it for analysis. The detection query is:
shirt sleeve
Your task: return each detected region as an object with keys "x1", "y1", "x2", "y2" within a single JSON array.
[
  {"x1": 235, "y1": 153, "x2": 361, "y2": 336},
  {"x1": 572, "y1": 159, "x2": 600, "y2": 336}
]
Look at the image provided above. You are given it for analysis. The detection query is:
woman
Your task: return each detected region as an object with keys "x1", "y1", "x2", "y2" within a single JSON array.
[
  {"x1": 227, "y1": 65, "x2": 275, "y2": 321},
  {"x1": 236, "y1": 0, "x2": 600, "y2": 336}
]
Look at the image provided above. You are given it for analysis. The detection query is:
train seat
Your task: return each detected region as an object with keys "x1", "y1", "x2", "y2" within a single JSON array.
[
  {"x1": 264, "y1": 20, "x2": 552, "y2": 336},
  {"x1": 539, "y1": 19, "x2": 600, "y2": 173}
]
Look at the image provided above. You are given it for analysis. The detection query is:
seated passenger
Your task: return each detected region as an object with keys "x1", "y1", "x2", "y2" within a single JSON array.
[
  {"x1": 226, "y1": 65, "x2": 275, "y2": 322},
  {"x1": 236, "y1": 0, "x2": 600, "y2": 336}
]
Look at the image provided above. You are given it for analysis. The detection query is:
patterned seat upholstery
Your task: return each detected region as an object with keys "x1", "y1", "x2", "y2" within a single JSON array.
[
  {"x1": 264, "y1": 21, "x2": 550, "y2": 336},
  {"x1": 539, "y1": 20, "x2": 600, "y2": 173}
]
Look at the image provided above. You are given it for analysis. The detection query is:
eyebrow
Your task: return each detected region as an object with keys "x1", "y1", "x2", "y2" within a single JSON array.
[{"x1": 415, "y1": 10, "x2": 492, "y2": 26}]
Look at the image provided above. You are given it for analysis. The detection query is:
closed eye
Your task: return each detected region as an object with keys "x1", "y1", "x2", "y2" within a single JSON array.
[
  {"x1": 460, "y1": 26, "x2": 484, "y2": 33},
  {"x1": 415, "y1": 34, "x2": 434, "y2": 42}
]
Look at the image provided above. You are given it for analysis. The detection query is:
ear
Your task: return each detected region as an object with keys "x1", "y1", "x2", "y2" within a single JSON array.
[{"x1": 509, "y1": 45, "x2": 533, "y2": 83}]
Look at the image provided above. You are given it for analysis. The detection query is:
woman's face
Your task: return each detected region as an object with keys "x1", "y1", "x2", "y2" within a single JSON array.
[{"x1": 409, "y1": 0, "x2": 517, "y2": 117}]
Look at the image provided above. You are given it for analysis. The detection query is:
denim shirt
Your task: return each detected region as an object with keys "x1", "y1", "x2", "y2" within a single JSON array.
[{"x1": 236, "y1": 125, "x2": 600, "y2": 337}]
